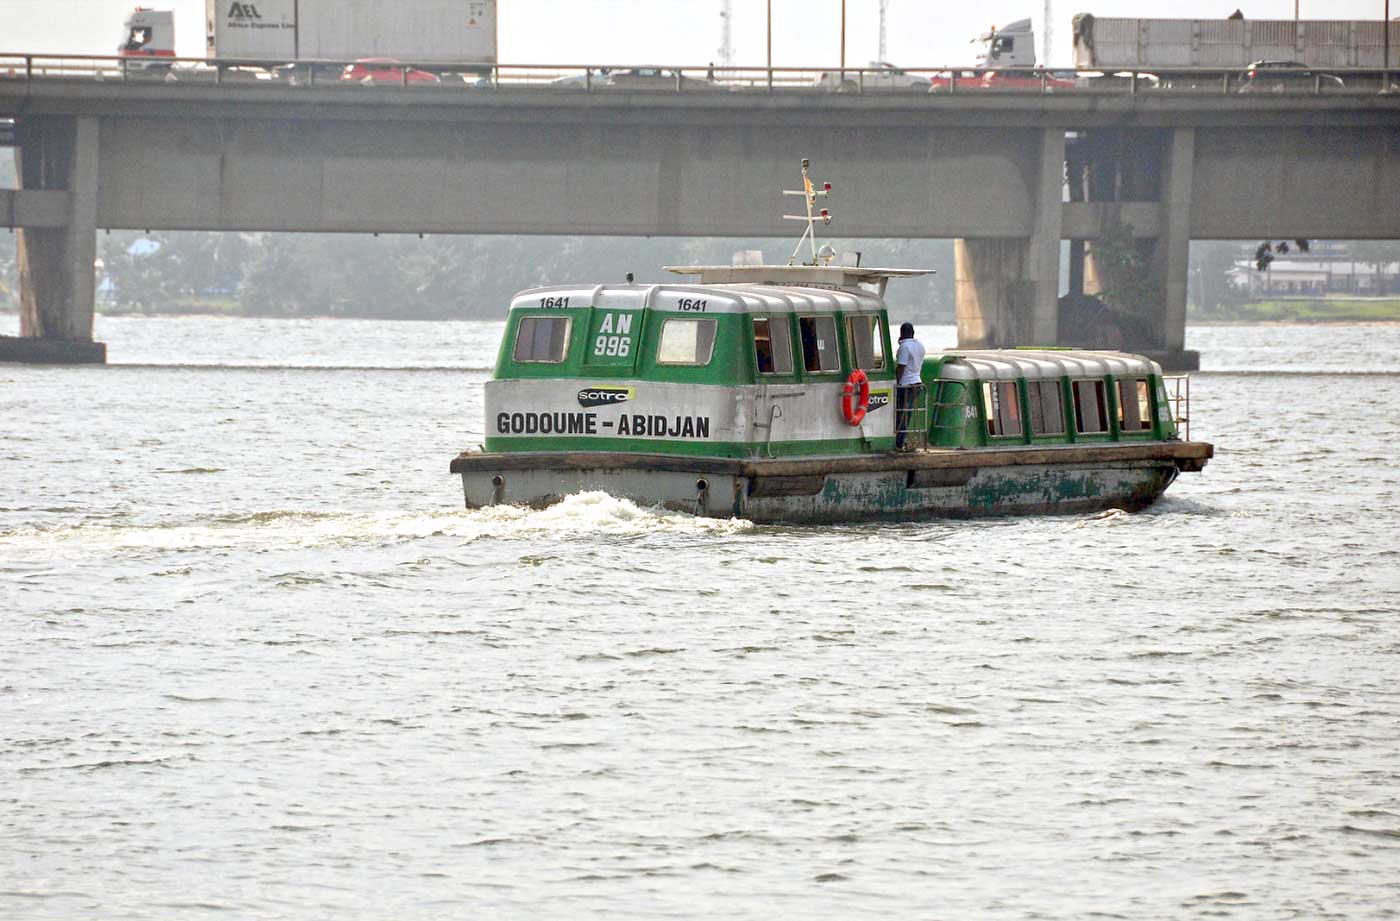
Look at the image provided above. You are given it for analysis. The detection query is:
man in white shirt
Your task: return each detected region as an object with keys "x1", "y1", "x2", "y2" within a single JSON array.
[{"x1": 894, "y1": 322, "x2": 926, "y2": 450}]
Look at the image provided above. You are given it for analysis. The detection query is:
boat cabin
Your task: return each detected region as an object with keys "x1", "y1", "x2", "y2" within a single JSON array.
[
  {"x1": 922, "y1": 350, "x2": 1182, "y2": 449},
  {"x1": 485, "y1": 267, "x2": 1183, "y2": 460},
  {"x1": 485, "y1": 264, "x2": 917, "y2": 459}
]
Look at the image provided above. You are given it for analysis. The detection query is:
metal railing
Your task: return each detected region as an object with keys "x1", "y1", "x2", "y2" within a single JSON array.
[
  {"x1": 894, "y1": 383, "x2": 930, "y2": 451},
  {"x1": 1163, "y1": 375, "x2": 1193, "y2": 442},
  {"x1": 0, "y1": 53, "x2": 1396, "y2": 97},
  {"x1": 926, "y1": 380, "x2": 974, "y2": 450}
]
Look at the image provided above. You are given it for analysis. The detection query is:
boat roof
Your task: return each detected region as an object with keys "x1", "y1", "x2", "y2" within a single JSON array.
[
  {"x1": 664, "y1": 264, "x2": 932, "y2": 286},
  {"x1": 511, "y1": 282, "x2": 887, "y2": 314},
  {"x1": 934, "y1": 349, "x2": 1165, "y2": 380}
]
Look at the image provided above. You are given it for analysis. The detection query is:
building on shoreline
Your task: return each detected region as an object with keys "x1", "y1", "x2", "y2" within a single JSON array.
[{"x1": 1230, "y1": 242, "x2": 1398, "y2": 297}]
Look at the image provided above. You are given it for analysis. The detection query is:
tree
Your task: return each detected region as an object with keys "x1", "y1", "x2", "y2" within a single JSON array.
[
  {"x1": 1090, "y1": 220, "x2": 1162, "y2": 322},
  {"x1": 1348, "y1": 241, "x2": 1400, "y2": 295},
  {"x1": 1189, "y1": 241, "x2": 1250, "y2": 315}
]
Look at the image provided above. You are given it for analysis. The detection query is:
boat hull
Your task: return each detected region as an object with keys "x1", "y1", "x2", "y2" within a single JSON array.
[{"x1": 450, "y1": 442, "x2": 1212, "y2": 524}]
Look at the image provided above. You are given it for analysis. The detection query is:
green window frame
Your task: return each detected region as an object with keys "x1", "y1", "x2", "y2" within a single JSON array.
[
  {"x1": 982, "y1": 380, "x2": 1022, "y2": 438},
  {"x1": 513, "y1": 315, "x2": 573, "y2": 363},
  {"x1": 753, "y1": 316, "x2": 794, "y2": 375},
  {"x1": 1116, "y1": 378, "x2": 1152, "y2": 432},
  {"x1": 845, "y1": 315, "x2": 886, "y2": 371},
  {"x1": 798, "y1": 315, "x2": 841, "y2": 374},
  {"x1": 1073, "y1": 379, "x2": 1108, "y2": 433},
  {"x1": 656, "y1": 318, "x2": 718, "y2": 366},
  {"x1": 1027, "y1": 379, "x2": 1066, "y2": 435}
]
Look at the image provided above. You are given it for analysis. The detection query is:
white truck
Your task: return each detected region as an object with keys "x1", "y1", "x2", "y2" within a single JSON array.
[
  {"x1": 1070, "y1": 13, "x2": 1398, "y2": 70},
  {"x1": 119, "y1": 1, "x2": 497, "y2": 71}
]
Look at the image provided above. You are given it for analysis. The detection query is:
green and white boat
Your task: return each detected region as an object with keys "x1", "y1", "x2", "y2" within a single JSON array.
[{"x1": 450, "y1": 163, "x2": 1211, "y2": 523}]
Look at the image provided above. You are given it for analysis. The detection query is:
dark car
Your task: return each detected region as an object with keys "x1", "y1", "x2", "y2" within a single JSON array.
[{"x1": 1238, "y1": 60, "x2": 1344, "y2": 93}]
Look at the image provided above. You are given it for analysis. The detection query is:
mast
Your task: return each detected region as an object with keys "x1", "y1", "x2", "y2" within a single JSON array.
[
  {"x1": 1042, "y1": 0, "x2": 1052, "y2": 66},
  {"x1": 783, "y1": 159, "x2": 833, "y2": 266},
  {"x1": 878, "y1": 0, "x2": 889, "y2": 63},
  {"x1": 718, "y1": 0, "x2": 733, "y2": 68}
]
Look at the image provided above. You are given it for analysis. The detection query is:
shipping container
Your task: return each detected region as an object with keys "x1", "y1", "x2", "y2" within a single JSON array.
[
  {"x1": 205, "y1": 0, "x2": 497, "y2": 64},
  {"x1": 1072, "y1": 14, "x2": 1400, "y2": 70}
]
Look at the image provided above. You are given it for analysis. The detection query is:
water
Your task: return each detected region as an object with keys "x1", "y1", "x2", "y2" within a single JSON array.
[{"x1": 3, "y1": 316, "x2": 1399, "y2": 919}]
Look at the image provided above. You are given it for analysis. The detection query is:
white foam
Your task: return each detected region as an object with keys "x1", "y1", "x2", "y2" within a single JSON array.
[
  {"x1": 457, "y1": 491, "x2": 754, "y2": 539},
  {"x1": 0, "y1": 492, "x2": 751, "y2": 560}
]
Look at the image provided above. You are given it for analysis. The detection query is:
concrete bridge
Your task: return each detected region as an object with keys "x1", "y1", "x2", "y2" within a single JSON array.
[{"x1": 3, "y1": 62, "x2": 1399, "y2": 367}]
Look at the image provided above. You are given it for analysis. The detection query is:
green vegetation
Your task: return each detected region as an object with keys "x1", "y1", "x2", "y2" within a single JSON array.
[
  {"x1": 0, "y1": 224, "x2": 957, "y2": 322},
  {"x1": 1090, "y1": 220, "x2": 1163, "y2": 323},
  {"x1": 1195, "y1": 298, "x2": 1400, "y2": 323}
]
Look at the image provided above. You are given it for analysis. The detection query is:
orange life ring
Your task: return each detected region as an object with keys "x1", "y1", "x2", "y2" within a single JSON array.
[{"x1": 842, "y1": 368, "x2": 870, "y2": 426}]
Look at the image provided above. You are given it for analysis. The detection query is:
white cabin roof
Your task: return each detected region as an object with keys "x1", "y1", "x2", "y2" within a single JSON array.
[
  {"x1": 511, "y1": 282, "x2": 886, "y2": 315},
  {"x1": 664, "y1": 264, "x2": 931, "y2": 285},
  {"x1": 934, "y1": 349, "x2": 1164, "y2": 381}
]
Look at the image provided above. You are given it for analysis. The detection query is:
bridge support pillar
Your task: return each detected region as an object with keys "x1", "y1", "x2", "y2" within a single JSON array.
[
  {"x1": 1, "y1": 115, "x2": 105, "y2": 364},
  {"x1": 954, "y1": 129, "x2": 1064, "y2": 349},
  {"x1": 1152, "y1": 127, "x2": 1199, "y2": 370}
]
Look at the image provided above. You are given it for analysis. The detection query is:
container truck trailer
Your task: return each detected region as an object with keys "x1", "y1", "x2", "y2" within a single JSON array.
[
  {"x1": 1071, "y1": 13, "x2": 1398, "y2": 70},
  {"x1": 119, "y1": 1, "x2": 497, "y2": 74}
]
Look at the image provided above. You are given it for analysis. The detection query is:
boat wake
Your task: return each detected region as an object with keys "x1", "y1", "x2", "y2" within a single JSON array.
[
  {"x1": 0, "y1": 492, "x2": 751, "y2": 560},
  {"x1": 459, "y1": 490, "x2": 754, "y2": 539}
]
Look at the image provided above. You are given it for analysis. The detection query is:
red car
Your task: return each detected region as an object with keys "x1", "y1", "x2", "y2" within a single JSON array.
[
  {"x1": 340, "y1": 58, "x2": 440, "y2": 86},
  {"x1": 928, "y1": 69, "x2": 1077, "y2": 93}
]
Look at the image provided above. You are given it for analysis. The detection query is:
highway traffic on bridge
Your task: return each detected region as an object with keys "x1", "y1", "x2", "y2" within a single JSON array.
[{"x1": 2, "y1": 53, "x2": 1398, "y2": 97}]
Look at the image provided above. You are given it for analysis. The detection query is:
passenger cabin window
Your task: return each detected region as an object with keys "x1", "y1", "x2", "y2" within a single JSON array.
[
  {"x1": 656, "y1": 318, "x2": 718, "y2": 366},
  {"x1": 1027, "y1": 379, "x2": 1065, "y2": 435},
  {"x1": 846, "y1": 315, "x2": 886, "y2": 371},
  {"x1": 798, "y1": 316, "x2": 840, "y2": 373},
  {"x1": 753, "y1": 317, "x2": 794, "y2": 374},
  {"x1": 513, "y1": 316, "x2": 572, "y2": 363},
  {"x1": 1117, "y1": 379, "x2": 1152, "y2": 432},
  {"x1": 983, "y1": 380, "x2": 1022, "y2": 437},
  {"x1": 1073, "y1": 379, "x2": 1109, "y2": 433}
]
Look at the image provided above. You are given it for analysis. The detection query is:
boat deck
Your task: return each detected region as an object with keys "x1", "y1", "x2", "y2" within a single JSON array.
[{"x1": 451, "y1": 440, "x2": 1213, "y2": 477}]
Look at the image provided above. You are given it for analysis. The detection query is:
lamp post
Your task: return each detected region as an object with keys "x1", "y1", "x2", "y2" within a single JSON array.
[
  {"x1": 840, "y1": 0, "x2": 846, "y2": 73},
  {"x1": 767, "y1": 0, "x2": 772, "y2": 90}
]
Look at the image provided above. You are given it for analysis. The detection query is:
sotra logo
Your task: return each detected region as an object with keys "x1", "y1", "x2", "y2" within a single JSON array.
[
  {"x1": 867, "y1": 390, "x2": 892, "y2": 411},
  {"x1": 577, "y1": 386, "x2": 636, "y2": 407},
  {"x1": 227, "y1": 2, "x2": 263, "y2": 19}
]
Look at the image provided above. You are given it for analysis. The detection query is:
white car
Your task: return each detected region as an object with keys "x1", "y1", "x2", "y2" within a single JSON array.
[{"x1": 814, "y1": 61, "x2": 928, "y2": 92}]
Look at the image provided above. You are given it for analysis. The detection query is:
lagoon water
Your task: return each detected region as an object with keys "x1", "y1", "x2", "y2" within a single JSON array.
[{"x1": 3, "y1": 316, "x2": 1399, "y2": 919}]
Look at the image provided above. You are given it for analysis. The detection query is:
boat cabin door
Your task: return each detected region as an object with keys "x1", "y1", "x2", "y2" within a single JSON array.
[{"x1": 751, "y1": 316, "x2": 800, "y2": 455}]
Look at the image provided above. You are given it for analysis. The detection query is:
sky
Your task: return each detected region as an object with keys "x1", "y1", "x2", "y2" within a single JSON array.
[{"x1": 0, "y1": 0, "x2": 1392, "y2": 69}]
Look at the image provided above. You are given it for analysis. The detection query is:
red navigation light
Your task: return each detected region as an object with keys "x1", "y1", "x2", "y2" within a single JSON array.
[
  {"x1": 823, "y1": 182, "x2": 832, "y2": 191},
  {"x1": 819, "y1": 208, "x2": 830, "y2": 218}
]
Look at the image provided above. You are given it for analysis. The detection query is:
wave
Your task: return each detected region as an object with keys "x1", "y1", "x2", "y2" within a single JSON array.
[
  {"x1": 1194, "y1": 369, "x2": 1400, "y2": 377},
  {"x1": 0, "y1": 492, "x2": 751, "y2": 558},
  {"x1": 103, "y1": 363, "x2": 495, "y2": 373}
]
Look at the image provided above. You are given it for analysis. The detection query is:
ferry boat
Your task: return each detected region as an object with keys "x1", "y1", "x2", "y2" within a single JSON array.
[{"x1": 450, "y1": 162, "x2": 1212, "y2": 523}]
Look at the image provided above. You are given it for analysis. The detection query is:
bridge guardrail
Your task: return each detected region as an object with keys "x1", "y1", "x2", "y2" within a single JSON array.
[{"x1": 0, "y1": 53, "x2": 1396, "y2": 97}]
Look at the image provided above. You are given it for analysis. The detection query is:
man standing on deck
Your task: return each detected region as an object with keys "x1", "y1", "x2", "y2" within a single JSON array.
[{"x1": 894, "y1": 322, "x2": 925, "y2": 451}]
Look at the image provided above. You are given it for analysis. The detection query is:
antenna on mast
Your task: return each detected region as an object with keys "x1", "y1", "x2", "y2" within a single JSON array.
[
  {"x1": 879, "y1": 0, "x2": 889, "y2": 63},
  {"x1": 783, "y1": 159, "x2": 833, "y2": 266},
  {"x1": 718, "y1": 0, "x2": 733, "y2": 67},
  {"x1": 1042, "y1": 0, "x2": 1053, "y2": 66}
]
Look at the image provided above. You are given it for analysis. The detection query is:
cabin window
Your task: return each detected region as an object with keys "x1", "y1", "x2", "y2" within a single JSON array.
[
  {"x1": 1117, "y1": 379, "x2": 1153, "y2": 432},
  {"x1": 982, "y1": 380, "x2": 1022, "y2": 437},
  {"x1": 753, "y1": 317, "x2": 794, "y2": 374},
  {"x1": 1027, "y1": 379, "x2": 1065, "y2": 435},
  {"x1": 512, "y1": 316, "x2": 572, "y2": 363},
  {"x1": 656, "y1": 318, "x2": 718, "y2": 366},
  {"x1": 845, "y1": 315, "x2": 886, "y2": 371},
  {"x1": 1073, "y1": 379, "x2": 1108, "y2": 433},
  {"x1": 798, "y1": 316, "x2": 840, "y2": 373}
]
